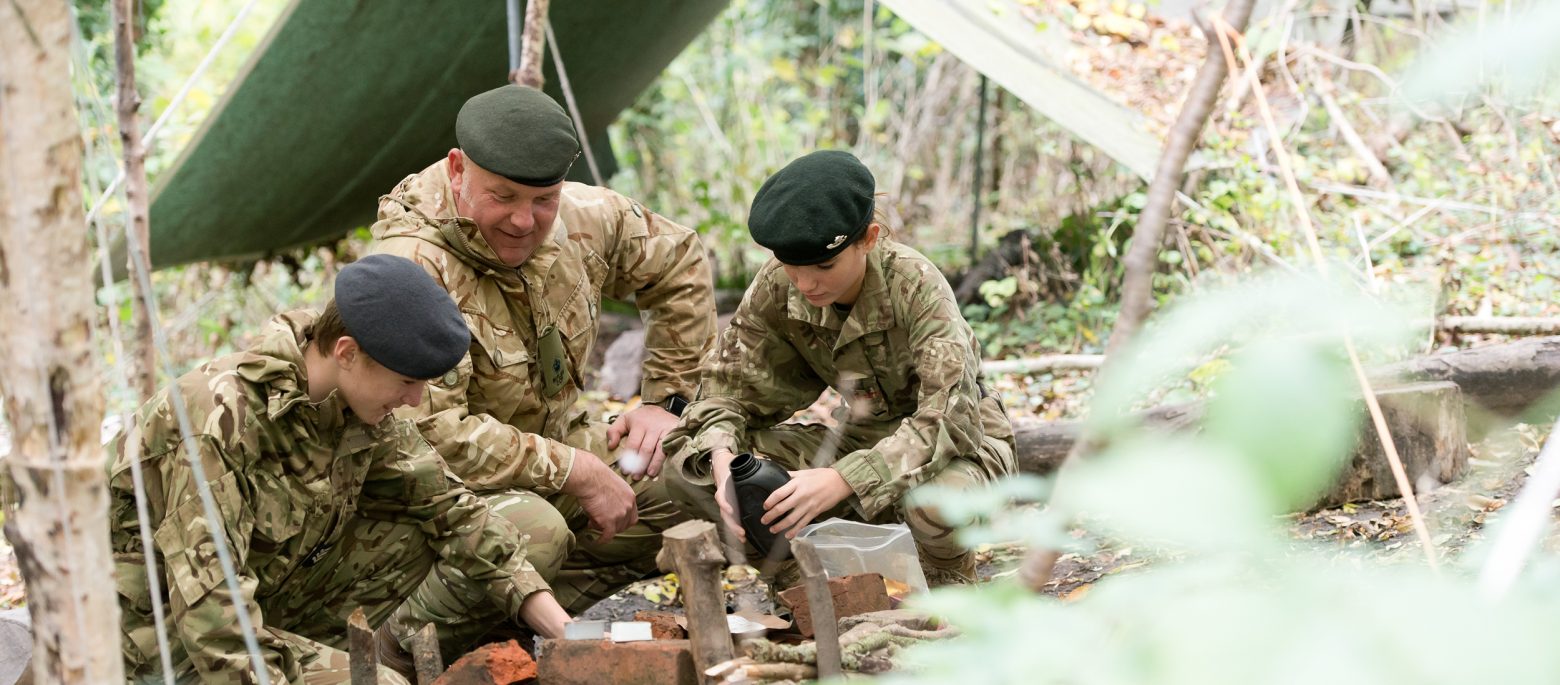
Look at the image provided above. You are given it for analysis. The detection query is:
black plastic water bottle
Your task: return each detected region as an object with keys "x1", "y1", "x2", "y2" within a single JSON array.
[{"x1": 730, "y1": 452, "x2": 792, "y2": 558}]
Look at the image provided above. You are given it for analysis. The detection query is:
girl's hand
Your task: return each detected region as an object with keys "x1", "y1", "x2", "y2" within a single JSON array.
[
  {"x1": 760, "y1": 468, "x2": 854, "y2": 539},
  {"x1": 711, "y1": 449, "x2": 745, "y2": 543}
]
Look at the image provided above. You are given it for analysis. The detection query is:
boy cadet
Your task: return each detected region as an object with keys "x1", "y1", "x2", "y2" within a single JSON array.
[
  {"x1": 369, "y1": 85, "x2": 715, "y2": 614},
  {"x1": 110, "y1": 255, "x2": 567, "y2": 684}
]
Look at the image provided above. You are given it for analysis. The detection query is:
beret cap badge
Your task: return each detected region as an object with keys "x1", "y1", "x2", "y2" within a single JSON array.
[{"x1": 826, "y1": 235, "x2": 848, "y2": 249}]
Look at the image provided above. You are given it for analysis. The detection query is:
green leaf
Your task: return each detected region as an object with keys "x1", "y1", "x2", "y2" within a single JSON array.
[{"x1": 1203, "y1": 341, "x2": 1359, "y2": 513}]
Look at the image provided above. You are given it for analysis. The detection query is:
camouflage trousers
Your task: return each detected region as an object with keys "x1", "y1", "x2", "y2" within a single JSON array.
[
  {"x1": 122, "y1": 515, "x2": 441, "y2": 684},
  {"x1": 664, "y1": 421, "x2": 1006, "y2": 581},
  {"x1": 385, "y1": 419, "x2": 689, "y2": 657}
]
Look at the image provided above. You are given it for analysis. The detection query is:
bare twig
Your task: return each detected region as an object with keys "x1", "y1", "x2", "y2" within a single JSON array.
[{"x1": 1317, "y1": 75, "x2": 1395, "y2": 189}]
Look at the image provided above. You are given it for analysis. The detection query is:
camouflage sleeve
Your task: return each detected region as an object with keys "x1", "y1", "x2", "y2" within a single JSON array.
[
  {"x1": 357, "y1": 422, "x2": 548, "y2": 614},
  {"x1": 665, "y1": 271, "x2": 826, "y2": 462},
  {"x1": 830, "y1": 285, "x2": 988, "y2": 519},
  {"x1": 375, "y1": 235, "x2": 576, "y2": 495},
  {"x1": 145, "y1": 432, "x2": 303, "y2": 684},
  {"x1": 597, "y1": 191, "x2": 717, "y2": 405}
]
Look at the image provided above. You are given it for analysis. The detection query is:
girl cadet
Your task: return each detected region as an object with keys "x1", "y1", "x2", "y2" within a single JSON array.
[{"x1": 662, "y1": 150, "x2": 1016, "y2": 585}]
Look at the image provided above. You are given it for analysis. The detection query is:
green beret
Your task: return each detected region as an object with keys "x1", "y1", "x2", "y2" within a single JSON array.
[
  {"x1": 335, "y1": 254, "x2": 470, "y2": 380},
  {"x1": 456, "y1": 85, "x2": 580, "y2": 187},
  {"x1": 748, "y1": 150, "x2": 876, "y2": 266}
]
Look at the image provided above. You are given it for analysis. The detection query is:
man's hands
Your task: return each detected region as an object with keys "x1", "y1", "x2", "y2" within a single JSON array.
[
  {"x1": 607, "y1": 404, "x2": 679, "y2": 481},
  {"x1": 562, "y1": 448, "x2": 638, "y2": 543},
  {"x1": 518, "y1": 591, "x2": 572, "y2": 640},
  {"x1": 760, "y1": 468, "x2": 853, "y2": 540}
]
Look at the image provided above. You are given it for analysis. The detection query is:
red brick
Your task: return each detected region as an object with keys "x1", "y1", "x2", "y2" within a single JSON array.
[
  {"x1": 776, "y1": 572, "x2": 891, "y2": 638},
  {"x1": 535, "y1": 639, "x2": 697, "y2": 685},
  {"x1": 633, "y1": 611, "x2": 688, "y2": 640},
  {"x1": 432, "y1": 639, "x2": 537, "y2": 685}
]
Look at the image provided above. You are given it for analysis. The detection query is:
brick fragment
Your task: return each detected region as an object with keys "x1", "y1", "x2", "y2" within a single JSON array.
[
  {"x1": 431, "y1": 639, "x2": 537, "y2": 685},
  {"x1": 536, "y1": 638, "x2": 698, "y2": 685},
  {"x1": 776, "y1": 572, "x2": 891, "y2": 638},
  {"x1": 633, "y1": 611, "x2": 688, "y2": 640}
]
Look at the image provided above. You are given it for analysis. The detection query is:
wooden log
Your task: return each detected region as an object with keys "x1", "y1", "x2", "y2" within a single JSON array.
[
  {"x1": 657, "y1": 521, "x2": 734, "y2": 684},
  {"x1": 1438, "y1": 316, "x2": 1560, "y2": 336},
  {"x1": 790, "y1": 540, "x2": 842, "y2": 680},
  {"x1": 348, "y1": 608, "x2": 377, "y2": 685},
  {"x1": 980, "y1": 322, "x2": 1560, "y2": 380},
  {"x1": 1012, "y1": 383, "x2": 1470, "y2": 509},
  {"x1": 1320, "y1": 382, "x2": 1469, "y2": 508},
  {"x1": 411, "y1": 622, "x2": 442, "y2": 685},
  {"x1": 1014, "y1": 336, "x2": 1560, "y2": 473},
  {"x1": 1372, "y1": 336, "x2": 1560, "y2": 418},
  {"x1": 1013, "y1": 402, "x2": 1201, "y2": 475}
]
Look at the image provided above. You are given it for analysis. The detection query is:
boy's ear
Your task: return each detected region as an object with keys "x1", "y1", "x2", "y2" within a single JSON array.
[{"x1": 332, "y1": 336, "x2": 361, "y2": 367}]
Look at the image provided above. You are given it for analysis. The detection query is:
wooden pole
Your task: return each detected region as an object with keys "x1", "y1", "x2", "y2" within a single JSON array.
[
  {"x1": 410, "y1": 623, "x2": 442, "y2": 685},
  {"x1": 0, "y1": 0, "x2": 125, "y2": 681},
  {"x1": 791, "y1": 540, "x2": 842, "y2": 679},
  {"x1": 348, "y1": 608, "x2": 378, "y2": 685},
  {"x1": 657, "y1": 521, "x2": 734, "y2": 684},
  {"x1": 113, "y1": 0, "x2": 158, "y2": 399},
  {"x1": 510, "y1": 0, "x2": 551, "y2": 88},
  {"x1": 969, "y1": 74, "x2": 989, "y2": 266}
]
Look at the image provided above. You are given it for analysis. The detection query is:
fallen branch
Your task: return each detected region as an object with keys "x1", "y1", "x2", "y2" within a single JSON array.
[
  {"x1": 1439, "y1": 316, "x2": 1560, "y2": 336},
  {"x1": 982, "y1": 354, "x2": 1105, "y2": 375}
]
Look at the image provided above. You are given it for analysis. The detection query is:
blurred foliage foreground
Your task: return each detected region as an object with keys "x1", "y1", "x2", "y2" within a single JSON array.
[{"x1": 890, "y1": 271, "x2": 1560, "y2": 685}]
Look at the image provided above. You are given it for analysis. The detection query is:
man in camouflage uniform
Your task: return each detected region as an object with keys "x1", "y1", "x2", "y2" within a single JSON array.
[
  {"x1": 369, "y1": 85, "x2": 713, "y2": 614},
  {"x1": 110, "y1": 256, "x2": 567, "y2": 684},
  {"x1": 662, "y1": 151, "x2": 1016, "y2": 584}
]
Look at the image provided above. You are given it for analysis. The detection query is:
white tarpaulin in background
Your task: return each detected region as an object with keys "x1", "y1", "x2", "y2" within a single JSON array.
[{"x1": 880, "y1": 0, "x2": 1168, "y2": 180}]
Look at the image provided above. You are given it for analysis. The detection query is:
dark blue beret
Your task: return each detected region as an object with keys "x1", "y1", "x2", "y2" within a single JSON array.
[
  {"x1": 456, "y1": 85, "x2": 581, "y2": 187},
  {"x1": 748, "y1": 150, "x2": 876, "y2": 266},
  {"x1": 335, "y1": 254, "x2": 470, "y2": 379}
]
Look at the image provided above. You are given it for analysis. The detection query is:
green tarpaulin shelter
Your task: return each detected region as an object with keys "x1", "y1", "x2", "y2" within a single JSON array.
[{"x1": 147, "y1": 0, "x2": 728, "y2": 268}]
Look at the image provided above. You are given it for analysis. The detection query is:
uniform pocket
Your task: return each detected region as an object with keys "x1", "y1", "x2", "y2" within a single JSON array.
[
  {"x1": 114, "y1": 553, "x2": 160, "y2": 664},
  {"x1": 153, "y1": 471, "x2": 252, "y2": 609},
  {"x1": 557, "y1": 291, "x2": 597, "y2": 390},
  {"x1": 463, "y1": 311, "x2": 530, "y2": 371}
]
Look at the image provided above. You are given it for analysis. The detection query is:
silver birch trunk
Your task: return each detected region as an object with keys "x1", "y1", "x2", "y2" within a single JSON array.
[{"x1": 0, "y1": 0, "x2": 126, "y2": 681}]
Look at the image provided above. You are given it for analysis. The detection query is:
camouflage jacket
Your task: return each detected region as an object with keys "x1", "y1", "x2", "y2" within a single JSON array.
[
  {"x1": 369, "y1": 160, "x2": 715, "y2": 495},
  {"x1": 108, "y1": 311, "x2": 545, "y2": 683},
  {"x1": 666, "y1": 240, "x2": 1016, "y2": 518}
]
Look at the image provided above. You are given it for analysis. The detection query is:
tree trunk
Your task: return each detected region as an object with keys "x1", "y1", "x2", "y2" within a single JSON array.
[
  {"x1": 0, "y1": 1, "x2": 125, "y2": 681},
  {"x1": 114, "y1": 0, "x2": 157, "y2": 399},
  {"x1": 511, "y1": 0, "x2": 551, "y2": 88},
  {"x1": 1105, "y1": 0, "x2": 1259, "y2": 357}
]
